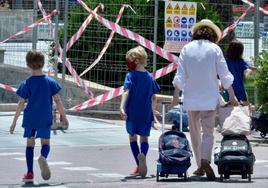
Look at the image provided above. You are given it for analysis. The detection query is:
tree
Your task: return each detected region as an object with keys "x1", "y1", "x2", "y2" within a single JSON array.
[{"x1": 54, "y1": 0, "x2": 223, "y2": 92}]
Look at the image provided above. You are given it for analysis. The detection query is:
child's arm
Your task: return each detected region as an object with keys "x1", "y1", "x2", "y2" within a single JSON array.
[
  {"x1": 10, "y1": 98, "x2": 25, "y2": 134},
  {"x1": 53, "y1": 93, "x2": 69, "y2": 129},
  {"x1": 151, "y1": 94, "x2": 160, "y2": 130},
  {"x1": 120, "y1": 90, "x2": 129, "y2": 120},
  {"x1": 244, "y1": 65, "x2": 257, "y2": 78}
]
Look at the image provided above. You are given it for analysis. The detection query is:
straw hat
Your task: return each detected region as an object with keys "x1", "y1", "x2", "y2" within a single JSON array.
[{"x1": 192, "y1": 19, "x2": 221, "y2": 41}]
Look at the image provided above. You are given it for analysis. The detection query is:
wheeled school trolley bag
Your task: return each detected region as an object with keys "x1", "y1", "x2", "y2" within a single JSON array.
[
  {"x1": 156, "y1": 101, "x2": 192, "y2": 182},
  {"x1": 214, "y1": 134, "x2": 255, "y2": 182}
]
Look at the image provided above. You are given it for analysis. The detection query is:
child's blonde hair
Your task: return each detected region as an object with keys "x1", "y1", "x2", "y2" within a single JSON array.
[{"x1": 126, "y1": 46, "x2": 148, "y2": 65}]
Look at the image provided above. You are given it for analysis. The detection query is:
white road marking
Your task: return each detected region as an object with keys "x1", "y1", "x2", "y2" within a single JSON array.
[
  {"x1": 63, "y1": 167, "x2": 99, "y2": 171},
  {"x1": 89, "y1": 173, "x2": 125, "y2": 178},
  {"x1": 14, "y1": 157, "x2": 38, "y2": 161},
  {"x1": 0, "y1": 152, "x2": 24, "y2": 156},
  {"x1": 48, "y1": 161, "x2": 72, "y2": 166},
  {"x1": 255, "y1": 160, "x2": 268, "y2": 163},
  {"x1": 151, "y1": 147, "x2": 158, "y2": 151}
]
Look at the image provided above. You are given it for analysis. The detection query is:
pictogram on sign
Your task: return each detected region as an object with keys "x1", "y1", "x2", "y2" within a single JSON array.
[
  {"x1": 166, "y1": 3, "x2": 173, "y2": 14},
  {"x1": 174, "y1": 3, "x2": 180, "y2": 14},
  {"x1": 166, "y1": 17, "x2": 173, "y2": 28},
  {"x1": 173, "y1": 16, "x2": 180, "y2": 28},
  {"x1": 189, "y1": 4, "x2": 196, "y2": 15},
  {"x1": 181, "y1": 4, "x2": 188, "y2": 15}
]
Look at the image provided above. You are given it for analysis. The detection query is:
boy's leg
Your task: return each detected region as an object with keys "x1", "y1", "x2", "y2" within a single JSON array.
[
  {"x1": 23, "y1": 137, "x2": 35, "y2": 182},
  {"x1": 40, "y1": 139, "x2": 50, "y2": 158},
  {"x1": 138, "y1": 136, "x2": 148, "y2": 177},
  {"x1": 38, "y1": 139, "x2": 51, "y2": 180},
  {"x1": 129, "y1": 135, "x2": 140, "y2": 166},
  {"x1": 140, "y1": 136, "x2": 149, "y2": 156},
  {"x1": 26, "y1": 138, "x2": 35, "y2": 173}
]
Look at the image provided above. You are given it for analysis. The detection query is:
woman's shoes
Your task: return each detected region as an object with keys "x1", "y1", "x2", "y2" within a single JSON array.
[
  {"x1": 193, "y1": 167, "x2": 205, "y2": 176},
  {"x1": 201, "y1": 159, "x2": 216, "y2": 181}
]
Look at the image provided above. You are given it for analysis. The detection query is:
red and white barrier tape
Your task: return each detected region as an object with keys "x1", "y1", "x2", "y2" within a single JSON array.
[
  {"x1": 37, "y1": 0, "x2": 51, "y2": 24},
  {"x1": 37, "y1": 0, "x2": 97, "y2": 98},
  {"x1": 0, "y1": 10, "x2": 58, "y2": 44},
  {"x1": 220, "y1": 5, "x2": 252, "y2": 40},
  {"x1": 78, "y1": 0, "x2": 178, "y2": 64},
  {"x1": 241, "y1": 0, "x2": 268, "y2": 15},
  {"x1": 55, "y1": 44, "x2": 94, "y2": 98},
  {"x1": 0, "y1": 83, "x2": 17, "y2": 93},
  {"x1": 66, "y1": 5, "x2": 103, "y2": 52},
  {"x1": 69, "y1": 62, "x2": 177, "y2": 111},
  {"x1": 57, "y1": 5, "x2": 104, "y2": 98},
  {"x1": 79, "y1": 5, "x2": 126, "y2": 77},
  {"x1": 70, "y1": 0, "x2": 253, "y2": 111}
]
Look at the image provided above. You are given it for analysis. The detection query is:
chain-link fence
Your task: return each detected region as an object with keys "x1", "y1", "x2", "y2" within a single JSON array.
[{"x1": 0, "y1": 0, "x2": 265, "y2": 113}]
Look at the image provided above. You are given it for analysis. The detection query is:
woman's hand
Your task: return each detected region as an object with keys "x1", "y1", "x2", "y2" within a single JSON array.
[{"x1": 229, "y1": 97, "x2": 239, "y2": 106}]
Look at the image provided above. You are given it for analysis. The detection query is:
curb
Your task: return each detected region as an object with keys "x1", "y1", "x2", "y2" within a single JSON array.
[{"x1": 0, "y1": 103, "x2": 17, "y2": 111}]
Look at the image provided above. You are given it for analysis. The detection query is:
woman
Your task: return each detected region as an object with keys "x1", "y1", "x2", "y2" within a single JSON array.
[{"x1": 172, "y1": 19, "x2": 239, "y2": 181}]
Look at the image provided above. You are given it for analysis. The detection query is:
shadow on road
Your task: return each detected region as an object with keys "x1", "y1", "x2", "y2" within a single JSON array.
[{"x1": 21, "y1": 182, "x2": 65, "y2": 187}]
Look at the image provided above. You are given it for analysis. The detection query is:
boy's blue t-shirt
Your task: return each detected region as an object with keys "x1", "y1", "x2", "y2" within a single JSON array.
[
  {"x1": 226, "y1": 59, "x2": 249, "y2": 102},
  {"x1": 123, "y1": 70, "x2": 160, "y2": 124},
  {"x1": 16, "y1": 75, "x2": 61, "y2": 129}
]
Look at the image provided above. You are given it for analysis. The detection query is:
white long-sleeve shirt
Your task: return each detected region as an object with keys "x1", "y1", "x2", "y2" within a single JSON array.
[{"x1": 173, "y1": 40, "x2": 233, "y2": 111}]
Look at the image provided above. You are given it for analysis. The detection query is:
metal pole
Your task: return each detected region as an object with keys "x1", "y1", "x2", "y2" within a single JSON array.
[
  {"x1": 254, "y1": 0, "x2": 260, "y2": 105},
  {"x1": 62, "y1": 0, "x2": 69, "y2": 104},
  {"x1": 161, "y1": 102, "x2": 165, "y2": 133},
  {"x1": 54, "y1": 0, "x2": 60, "y2": 79},
  {"x1": 254, "y1": 1, "x2": 260, "y2": 57},
  {"x1": 32, "y1": 0, "x2": 38, "y2": 50},
  {"x1": 153, "y1": 0, "x2": 159, "y2": 72},
  {"x1": 179, "y1": 102, "x2": 183, "y2": 132}
]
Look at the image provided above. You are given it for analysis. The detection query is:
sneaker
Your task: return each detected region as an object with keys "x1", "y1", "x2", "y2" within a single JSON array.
[
  {"x1": 38, "y1": 156, "x2": 51, "y2": 180},
  {"x1": 201, "y1": 159, "x2": 216, "y2": 181},
  {"x1": 22, "y1": 172, "x2": 34, "y2": 183},
  {"x1": 193, "y1": 167, "x2": 205, "y2": 176},
  {"x1": 130, "y1": 166, "x2": 139, "y2": 176},
  {"x1": 138, "y1": 153, "x2": 147, "y2": 178}
]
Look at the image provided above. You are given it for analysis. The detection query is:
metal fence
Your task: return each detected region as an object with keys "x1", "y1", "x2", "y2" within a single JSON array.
[{"x1": 0, "y1": 0, "x2": 265, "y2": 113}]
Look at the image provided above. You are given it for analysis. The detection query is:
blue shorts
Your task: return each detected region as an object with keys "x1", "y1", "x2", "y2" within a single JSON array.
[
  {"x1": 23, "y1": 127, "x2": 51, "y2": 139},
  {"x1": 126, "y1": 121, "x2": 152, "y2": 136}
]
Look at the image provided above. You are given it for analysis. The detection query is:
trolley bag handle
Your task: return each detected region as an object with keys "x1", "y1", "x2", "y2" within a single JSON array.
[{"x1": 161, "y1": 101, "x2": 171, "y2": 134}]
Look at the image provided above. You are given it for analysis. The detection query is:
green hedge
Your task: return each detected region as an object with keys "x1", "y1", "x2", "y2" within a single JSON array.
[{"x1": 254, "y1": 51, "x2": 268, "y2": 114}]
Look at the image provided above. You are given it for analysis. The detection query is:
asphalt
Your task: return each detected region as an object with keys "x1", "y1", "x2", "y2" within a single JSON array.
[{"x1": 0, "y1": 112, "x2": 268, "y2": 188}]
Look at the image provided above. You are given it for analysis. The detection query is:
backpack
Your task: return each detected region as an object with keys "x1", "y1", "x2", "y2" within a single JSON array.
[
  {"x1": 159, "y1": 131, "x2": 192, "y2": 166},
  {"x1": 214, "y1": 135, "x2": 255, "y2": 165}
]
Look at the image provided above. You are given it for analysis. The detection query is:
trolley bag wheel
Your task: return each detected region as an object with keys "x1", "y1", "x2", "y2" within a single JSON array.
[
  {"x1": 184, "y1": 173, "x2": 187, "y2": 181},
  {"x1": 242, "y1": 173, "x2": 247, "y2": 179},
  {"x1": 224, "y1": 174, "x2": 230, "y2": 179},
  {"x1": 220, "y1": 174, "x2": 224, "y2": 182},
  {"x1": 260, "y1": 132, "x2": 266, "y2": 138},
  {"x1": 248, "y1": 174, "x2": 251, "y2": 182},
  {"x1": 156, "y1": 171, "x2": 160, "y2": 182}
]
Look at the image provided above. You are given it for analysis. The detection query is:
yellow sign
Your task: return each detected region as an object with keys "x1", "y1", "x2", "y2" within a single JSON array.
[
  {"x1": 166, "y1": 17, "x2": 173, "y2": 28},
  {"x1": 189, "y1": 4, "x2": 196, "y2": 15},
  {"x1": 173, "y1": 3, "x2": 180, "y2": 14},
  {"x1": 166, "y1": 3, "x2": 173, "y2": 14},
  {"x1": 181, "y1": 4, "x2": 188, "y2": 15}
]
